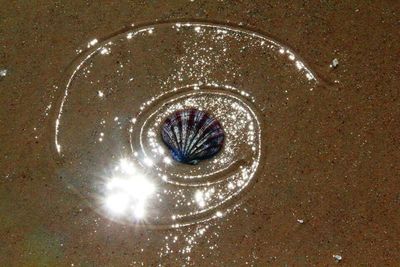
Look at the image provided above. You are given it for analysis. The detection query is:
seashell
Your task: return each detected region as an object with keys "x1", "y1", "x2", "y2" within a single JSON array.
[{"x1": 161, "y1": 108, "x2": 224, "y2": 164}]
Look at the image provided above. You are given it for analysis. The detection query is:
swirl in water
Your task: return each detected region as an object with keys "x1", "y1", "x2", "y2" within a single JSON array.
[{"x1": 52, "y1": 21, "x2": 318, "y2": 227}]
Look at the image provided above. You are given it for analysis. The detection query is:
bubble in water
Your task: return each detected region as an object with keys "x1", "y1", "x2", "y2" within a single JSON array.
[{"x1": 52, "y1": 21, "x2": 319, "y2": 228}]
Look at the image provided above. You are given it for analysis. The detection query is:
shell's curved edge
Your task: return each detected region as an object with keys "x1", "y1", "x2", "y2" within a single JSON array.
[{"x1": 161, "y1": 108, "x2": 224, "y2": 164}]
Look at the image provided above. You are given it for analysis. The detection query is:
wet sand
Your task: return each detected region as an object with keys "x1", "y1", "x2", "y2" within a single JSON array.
[{"x1": 1, "y1": 1, "x2": 399, "y2": 266}]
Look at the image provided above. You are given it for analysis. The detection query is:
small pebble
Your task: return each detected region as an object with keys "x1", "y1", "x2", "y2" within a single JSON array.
[
  {"x1": 330, "y1": 58, "x2": 339, "y2": 68},
  {"x1": 0, "y1": 69, "x2": 7, "y2": 77},
  {"x1": 297, "y1": 219, "x2": 304, "y2": 224},
  {"x1": 333, "y1": 254, "x2": 342, "y2": 263}
]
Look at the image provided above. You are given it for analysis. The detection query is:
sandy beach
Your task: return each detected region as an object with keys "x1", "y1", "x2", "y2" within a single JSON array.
[{"x1": 0, "y1": 1, "x2": 399, "y2": 266}]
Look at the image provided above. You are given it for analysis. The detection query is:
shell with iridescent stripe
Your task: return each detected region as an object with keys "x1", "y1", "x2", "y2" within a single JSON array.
[{"x1": 161, "y1": 109, "x2": 224, "y2": 164}]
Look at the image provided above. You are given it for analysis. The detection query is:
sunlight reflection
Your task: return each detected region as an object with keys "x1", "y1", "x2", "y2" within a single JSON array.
[{"x1": 102, "y1": 158, "x2": 155, "y2": 220}]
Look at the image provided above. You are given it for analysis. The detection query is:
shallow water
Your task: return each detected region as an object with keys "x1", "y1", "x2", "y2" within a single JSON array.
[
  {"x1": 1, "y1": 2, "x2": 399, "y2": 266},
  {"x1": 52, "y1": 22, "x2": 323, "y2": 228}
]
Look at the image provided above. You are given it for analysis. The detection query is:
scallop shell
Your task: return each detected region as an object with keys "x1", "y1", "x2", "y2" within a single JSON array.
[{"x1": 161, "y1": 108, "x2": 224, "y2": 164}]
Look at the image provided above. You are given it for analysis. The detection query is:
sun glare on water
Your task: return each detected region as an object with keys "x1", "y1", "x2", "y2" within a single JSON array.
[{"x1": 101, "y1": 158, "x2": 156, "y2": 221}]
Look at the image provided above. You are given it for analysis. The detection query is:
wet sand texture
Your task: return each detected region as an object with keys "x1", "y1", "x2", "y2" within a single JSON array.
[{"x1": 0, "y1": 1, "x2": 399, "y2": 266}]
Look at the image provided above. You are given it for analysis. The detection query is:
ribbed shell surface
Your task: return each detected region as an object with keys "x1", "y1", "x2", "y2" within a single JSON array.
[{"x1": 161, "y1": 109, "x2": 224, "y2": 164}]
